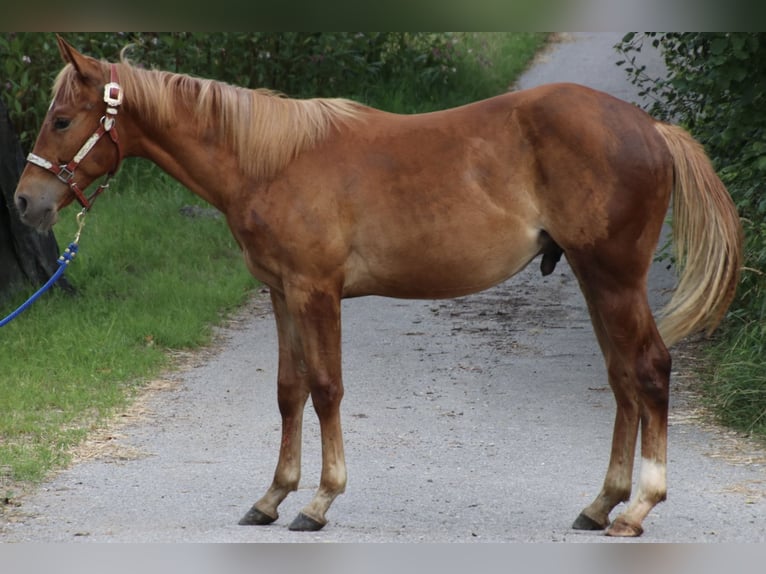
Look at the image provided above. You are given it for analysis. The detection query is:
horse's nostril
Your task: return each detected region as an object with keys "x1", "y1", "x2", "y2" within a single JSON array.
[{"x1": 15, "y1": 194, "x2": 28, "y2": 215}]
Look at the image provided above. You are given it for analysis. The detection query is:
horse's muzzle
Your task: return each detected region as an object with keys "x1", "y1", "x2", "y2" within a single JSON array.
[{"x1": 14, "y1": 189, "x2": 59, "y2": 231}]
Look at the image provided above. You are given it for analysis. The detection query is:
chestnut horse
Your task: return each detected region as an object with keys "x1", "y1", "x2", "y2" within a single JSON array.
[{"x1": 15, "y1": 37, "x2": 741, "y2": 537}]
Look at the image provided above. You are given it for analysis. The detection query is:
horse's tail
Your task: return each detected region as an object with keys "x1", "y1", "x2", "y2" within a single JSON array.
[{"x1": 653, "y1": 122, "x2": 743, "y2": 347}]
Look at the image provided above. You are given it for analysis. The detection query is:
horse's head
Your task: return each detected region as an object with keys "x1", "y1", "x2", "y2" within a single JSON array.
[{"x1": 14, "y1": 35, "x2": 123, "y2": 231}]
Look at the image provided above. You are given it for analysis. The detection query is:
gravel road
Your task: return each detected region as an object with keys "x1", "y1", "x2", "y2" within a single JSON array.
[{"x1": 2, "y1": 33, "x2": 764, "y2": 543}]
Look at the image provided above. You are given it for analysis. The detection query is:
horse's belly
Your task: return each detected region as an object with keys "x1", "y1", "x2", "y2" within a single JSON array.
[{"x1": 343, "y1": 223, "x2": 541, "y2": 299}]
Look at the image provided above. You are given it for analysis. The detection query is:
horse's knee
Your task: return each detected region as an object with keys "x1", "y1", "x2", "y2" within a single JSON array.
[{"x1": 310, "y1": 374, "x2": 344, "y2": 415}]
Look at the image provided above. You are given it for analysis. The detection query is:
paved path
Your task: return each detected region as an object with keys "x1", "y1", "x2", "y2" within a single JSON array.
[{"x1": 2, "y1": 33, "x2": 764, "y2": 542}]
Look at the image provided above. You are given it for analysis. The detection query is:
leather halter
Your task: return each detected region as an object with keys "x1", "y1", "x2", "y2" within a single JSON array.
[{"x1": 26, "y1": 64, "x2": 124, "y2": 211}]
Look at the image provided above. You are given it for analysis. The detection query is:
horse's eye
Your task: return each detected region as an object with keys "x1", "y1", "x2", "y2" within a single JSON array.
[{"x1": 53, "y1": 117, "x2": 71, "y2": 131}]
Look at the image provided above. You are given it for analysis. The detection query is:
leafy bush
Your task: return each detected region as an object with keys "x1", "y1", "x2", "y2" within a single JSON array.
[
  {"x1": 1, "y1": 32, "x2": 465, "y2": 154},
  {"x1": 617, "y1": 33, "x2": 766, "y2": 435}
]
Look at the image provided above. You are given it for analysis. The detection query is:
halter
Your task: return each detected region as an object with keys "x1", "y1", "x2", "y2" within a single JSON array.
[{"x1": 25, "y1": 64, "x2": 124, "y2": 211}]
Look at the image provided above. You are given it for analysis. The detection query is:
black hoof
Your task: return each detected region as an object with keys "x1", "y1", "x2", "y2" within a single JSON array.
[
  {"x1": 238, "y1": 505, "x2": 277, "y2": 526},
  {"x1": 288, "y1": 512, "x2": 326, "y2": 531},
  {"x1": 572, "y1": 512, "x2": 607, "y2": 531}
]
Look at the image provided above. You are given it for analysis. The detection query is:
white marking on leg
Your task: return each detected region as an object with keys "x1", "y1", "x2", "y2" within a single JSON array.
[
  {"x1": 623, "y1": 457, "x2": 667, "y2": 522},
  {"x1": 637, "y1": 458, "x2": 666, "y2": 501}
]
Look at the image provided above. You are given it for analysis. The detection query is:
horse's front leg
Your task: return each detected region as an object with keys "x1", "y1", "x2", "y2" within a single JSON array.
[
  {"x1": 285, "y1": 285, "x2": 346, "y2": 531},
  {"x1": 239, "y1": 290, "x2": 310, "y2": 526}
]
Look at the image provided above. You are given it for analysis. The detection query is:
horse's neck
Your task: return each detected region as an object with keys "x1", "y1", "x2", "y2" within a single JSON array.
[
  {"x1": 129, "y1": 111, "x2": 236, "y2": 212},
  {"x1": 124, "y1": 79, "x2": 356, "y2": 213}
]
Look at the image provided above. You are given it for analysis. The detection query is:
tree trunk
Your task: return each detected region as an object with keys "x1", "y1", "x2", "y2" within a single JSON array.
[{"x1": 0, "y1": 97, "x2": 72, "y2": 301}]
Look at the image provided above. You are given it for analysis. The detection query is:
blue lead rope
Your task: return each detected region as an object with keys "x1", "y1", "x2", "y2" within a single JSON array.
[{"x1": 0, "y1": 212, "x2": 85, "y2": 328}]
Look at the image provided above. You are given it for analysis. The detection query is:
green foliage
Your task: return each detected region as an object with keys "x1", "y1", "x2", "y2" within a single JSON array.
[
  {"x1": 617, "y1": 33, "x2": 766, "y2": 436},
  {"x1": 2, "y1": 32, "x2": 545, "y2": 153},
  {"x1": 119, "y1": 32, "x2": 465, "y2": 100},
  {"x1": 1, "y1": 32, "x2": 484, "y2": 153},
  {"x1": 618, "y1": 33, "x2": 766, "y2": 206},
  {"x1": 0, "y1": 33, "x2": 127, "y2": 149}
]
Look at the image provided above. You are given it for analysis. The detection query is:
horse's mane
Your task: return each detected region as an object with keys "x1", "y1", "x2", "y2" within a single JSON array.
[{"x1": 52, "y1": 56, "x2": 365, "y2": 181}]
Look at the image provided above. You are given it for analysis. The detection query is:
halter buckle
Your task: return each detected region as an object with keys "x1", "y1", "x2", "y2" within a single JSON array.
[
  {"x1": 103, "y1": 81, "x2": 123, "y2": 109},
  {"x1": 56, "y1": 165, "x2": 75, "y2": 183}
]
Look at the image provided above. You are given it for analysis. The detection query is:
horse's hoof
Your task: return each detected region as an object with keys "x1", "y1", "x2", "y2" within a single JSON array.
[
  {"x1": 605, "y1": 517, "x2": 643, "y2": 537},
  {"x1": 288, "y1": 512, "x2": 326, "y2": 531},
  {"x1": 238, "y1": 505, "x2": 277, "y2": 526},
  {"x1": 572, "y1": 512, "x2": 607, "y2": 531}
]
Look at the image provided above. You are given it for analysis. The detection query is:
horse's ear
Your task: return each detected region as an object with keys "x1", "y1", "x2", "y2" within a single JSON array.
[{"x1": 56, "y1": 34, "x2": 101, "y2": 83}]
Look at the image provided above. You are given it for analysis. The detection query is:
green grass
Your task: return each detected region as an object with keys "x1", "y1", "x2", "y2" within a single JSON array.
[
  {"x1": 450, "y1": 33, "x2": 548, "y2": 102},
  {"x1": 687, "y1": 218, "x2": 766, "y2": 440},
  {"x1": 1, "y1": 163, "x2": 254, "y2": 483},
  {"x1": 703, "y1": 317, "x2": 766, "y2": 438},
  {"x1": 359, "y1": 32, "x2": 548, "y2": 113},
  {"x1": 0, "y1": 33, "x2": 547, "y2": 489}
]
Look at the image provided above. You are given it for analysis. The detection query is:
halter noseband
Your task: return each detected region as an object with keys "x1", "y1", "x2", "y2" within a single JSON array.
[{"x1": 26, "y1": 64, "x2": 124, "y2": 211}]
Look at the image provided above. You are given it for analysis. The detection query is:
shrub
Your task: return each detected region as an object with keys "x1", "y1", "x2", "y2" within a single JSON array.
[{"x1": 1, "y1": 32, "x2": 464, "y2": 154}]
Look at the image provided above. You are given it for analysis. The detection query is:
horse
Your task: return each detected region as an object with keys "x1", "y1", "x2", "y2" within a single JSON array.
[{"x1": 14, "y1": 36, "x2": 742, "y2": 537}]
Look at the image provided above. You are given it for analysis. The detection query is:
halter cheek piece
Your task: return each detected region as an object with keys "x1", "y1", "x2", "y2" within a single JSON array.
[{"x1": 25, "y1": 64, "x2": 123, "y2": 211}]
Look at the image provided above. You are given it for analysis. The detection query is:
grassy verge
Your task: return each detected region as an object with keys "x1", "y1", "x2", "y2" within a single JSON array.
[
  {"x1": 703, "y1": 215, "x2": 766, "y2": 439},
  {"x1": 0, "y1": 33, "x2": 547, "y2": 494},
  {"x1": 662, "y1": 214, "x2": 766, "y2": 440},
  {"x1": 1, "y1": 163, "x2": 254, "y2": 485},
  {"x1": 703, "y1": 319, "x2": 766, "y2": 438}
]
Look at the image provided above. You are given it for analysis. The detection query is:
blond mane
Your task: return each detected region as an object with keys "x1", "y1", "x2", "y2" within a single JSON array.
[{"x1": 53, "y1": 57, "x2": 365, "y2": 181}]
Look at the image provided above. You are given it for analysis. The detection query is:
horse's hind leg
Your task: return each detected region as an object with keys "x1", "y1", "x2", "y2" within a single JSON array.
[
  {"x1": 240, "y1": 290, "x2": 310, "y2": 526},
  {"x1": 571, "y1": 306, "x2": 639, "y2": 531},
  {"x1": 568, "y1": 253, "x2": 671, "y2": 537}
]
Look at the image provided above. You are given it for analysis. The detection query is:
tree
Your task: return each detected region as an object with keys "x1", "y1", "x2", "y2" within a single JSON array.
[{"x1": 0, "y1": 96, "x2": 71, "y2": 302}]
